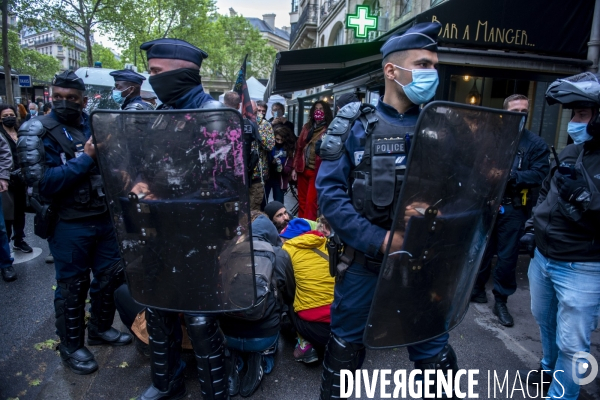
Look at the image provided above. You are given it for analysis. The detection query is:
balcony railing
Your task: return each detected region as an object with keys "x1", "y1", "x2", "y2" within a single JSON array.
[
  {"x1": 289, "y1": 3, "x2": 318, "y2": 45},
  {"x1": 320, "y1": 0, "x2": 342, "y2": 19}
]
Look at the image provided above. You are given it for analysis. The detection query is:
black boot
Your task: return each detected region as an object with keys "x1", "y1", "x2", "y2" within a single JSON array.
[
  {"x1": 184, "y1": 315, "x2": 229, "y2": 400},
  {"x1": 225, "y1": 348, "x2": 240, "y2": 397},
  {"x1": 55, "y1": 275, "x2": 98, "y2": 375},
  {"x1": 414, "y1": 344, "x2": 459, "y2": 399},
  {"x1": 87, "y1": 264, "x2": 132, "y2": 346},
  {"x1": 140, "y1": 308, "x2": 186, "y2": 400},
  {"x1": 319, "y1": 334, "x2": 365, "y2": 400},
  {"x1": 493, "y1": 301, "x2": 514, "y2": 327}
]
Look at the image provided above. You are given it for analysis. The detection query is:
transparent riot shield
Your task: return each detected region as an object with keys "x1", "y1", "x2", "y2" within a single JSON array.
[
  {"x1": 90, "y1": 109, "x2": 254, "y2": 313},
  {"x1": 363, "y1": 102, "x2": 525, "y2": 348}
]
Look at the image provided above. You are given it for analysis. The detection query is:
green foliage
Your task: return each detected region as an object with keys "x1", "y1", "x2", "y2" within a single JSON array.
[
  {"x1": 0, "y1": 29, "x2": 61, "y2": 82},
  {"x1": 202, "y1": 15, "x2": 277, "y2": 86},
  {"x1": 92, "y1": 43, "x2": 123, "y2": 69}
]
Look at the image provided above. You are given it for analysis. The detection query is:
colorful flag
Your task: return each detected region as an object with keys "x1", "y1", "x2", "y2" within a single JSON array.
[{"x1": 233, "y1": 54, "x2": 253, "y2": 120}]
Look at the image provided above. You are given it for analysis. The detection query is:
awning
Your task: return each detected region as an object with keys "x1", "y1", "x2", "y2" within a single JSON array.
[
  {"x1": 265, "y1": 0, "x2": 594, "y2": 99},
  {"x1": 264, "y1": 40, "x2": 383, "y2": 98}
]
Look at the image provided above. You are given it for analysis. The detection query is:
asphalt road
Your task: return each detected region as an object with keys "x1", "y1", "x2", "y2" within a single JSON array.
[{"x1": 0, "y1": 217, "x2": 598, "y2": 400}]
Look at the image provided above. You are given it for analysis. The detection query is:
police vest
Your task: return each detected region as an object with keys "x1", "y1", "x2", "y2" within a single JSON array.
[
  {"x1": 39, "y1": 116, "x2": 107, "y2": 220},
  {"x1": 320, "y1": 103, "x2": 414, "y2": 229}
]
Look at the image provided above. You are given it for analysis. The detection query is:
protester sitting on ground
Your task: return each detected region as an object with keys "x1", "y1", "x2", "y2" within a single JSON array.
[
  {"x1": 219, "y1": 213, "x2": 282, "y2": 397},
  {"x1": 281, "y1": 217, "x2": 334, "y2": 363},
  {"x1": 264, "y1": 200, "x2": 291, "y2": 233}
]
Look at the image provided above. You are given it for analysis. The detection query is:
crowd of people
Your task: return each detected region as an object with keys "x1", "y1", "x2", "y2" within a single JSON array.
[{"x1": 0, "y1": 20, "x2": 597, "y2": 400}]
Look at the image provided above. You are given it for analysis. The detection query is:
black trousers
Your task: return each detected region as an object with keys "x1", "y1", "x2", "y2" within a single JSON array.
[
  {"x1": 475, "y1": 203, "x2": 527, "y2": 302},
  {"x1": 5, "y1": 187, "x2": 26, "y2": 242},
  {"x1": 290, "y1": 311, "x2": 331, "y2": 350},
  {"x1": 114, "y1": 283, "x2": 145, "y2": 333}
]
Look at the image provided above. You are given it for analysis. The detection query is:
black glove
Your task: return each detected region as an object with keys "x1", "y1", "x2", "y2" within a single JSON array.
[
  {"x1": 555, "y1": 171, "x2": 591, "y2": 209},
  {"x1": 520, "y1": 230, "x2": 536, "y2": 258}
]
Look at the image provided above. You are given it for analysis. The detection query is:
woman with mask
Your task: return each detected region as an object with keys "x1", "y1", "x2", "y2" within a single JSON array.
[
  {"x1": 264, "y1": 125, "x2": 296, "y2": 205},
  {"x1": 291, "y1": 101, "x2": 333, "y2": 220},
  {"x1": 0, "y1": 105, "x2": 32, "y2": 254}
]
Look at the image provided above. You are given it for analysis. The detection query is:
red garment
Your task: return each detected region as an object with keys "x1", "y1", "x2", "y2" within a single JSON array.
[
  {"x1": 293, "y1": 123, "x2": 326, "y2": 173},
  {"x1": 298, "y1": 304, "x2": 331, "y2": 323},
  {"x1": 297, "y1": 168, "x2": 318, "y2": 220}
]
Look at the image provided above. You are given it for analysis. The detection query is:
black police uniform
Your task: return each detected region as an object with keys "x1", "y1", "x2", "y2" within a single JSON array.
[
  {"x1": 315, "y1": 23, "x2": 457, "y2": 400},
  {"x1": 473, "y1": 129, "x2": 549, "y2": 309},
  {"x1": 136, "y1": 39, "x2": 230, "y2": 400},
  {"x1": 16, "y1": 71, "x2": 132, "y2": 375}
]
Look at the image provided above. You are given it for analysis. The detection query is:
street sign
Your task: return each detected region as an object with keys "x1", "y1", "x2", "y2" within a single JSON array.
[
  {"x1": 346, "y1": 5, "x2": 378, "y2": 39},
  {"x1": 18, "y1": 75, "x2": 32, "y2": 87}
]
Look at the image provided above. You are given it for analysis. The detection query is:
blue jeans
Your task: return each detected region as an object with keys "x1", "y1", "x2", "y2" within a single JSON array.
[
  {"x1": 528, "y1": 248, "x2": 600, "y2": 400},
  {"x1": 0, "y1": 194, "x2": 13, "y2": 269},
  {"x1": 225, "y1": 333, "x2": 279, "y2": 374}
]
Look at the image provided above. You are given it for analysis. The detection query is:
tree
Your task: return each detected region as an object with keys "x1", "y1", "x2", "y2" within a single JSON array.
[
  {"x1": 202, "y1": 15, "x2": 277, "y2": 87},
  {"x1": 2, "y1": 0, "x2": 13, "y2": 105},
  {"x1": 0, "y1": 28, "x2": 61, "y2": 83},
  {"x1": 92, "y1": 43, "x2": 123, "y2": 69},
  {"x1": 17, "y1": 0, "x2": 120, "y2": 67}
]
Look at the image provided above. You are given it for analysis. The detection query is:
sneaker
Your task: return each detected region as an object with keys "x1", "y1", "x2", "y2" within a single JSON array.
[
  {"x1": 13, "y1": 240, "x2": 33, "y2": 253},
  {"x1": 239, "y1": 352, "x2": 263, "y2": 397},
  {"x1": 293, "y1": 337, "x2": 318, "y2": 364},
  {"x1": 1, "y1": 266, "x2": 17, "y2": 282},
  {"x1": 45, "y1": 254, "x2": 54, "y2": 264}
]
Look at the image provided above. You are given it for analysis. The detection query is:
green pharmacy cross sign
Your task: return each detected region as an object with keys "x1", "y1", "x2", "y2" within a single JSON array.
[{"x1": 346, "y1": 5, "x2": 378, "y2": 39}]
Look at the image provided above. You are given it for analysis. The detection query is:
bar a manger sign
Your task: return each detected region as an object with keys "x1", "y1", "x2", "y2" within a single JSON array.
[{"x1": 346, "y1": 5, "x2": 378, "y2": 39}]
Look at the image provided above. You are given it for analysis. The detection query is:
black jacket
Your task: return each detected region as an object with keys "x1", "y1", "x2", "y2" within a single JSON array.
[
  {"x1": 531, "y1": 141, "x2": 600, "y2": 262},
  {"x1": 508, "y1": 129, "x2": 550, "y2": 194}
]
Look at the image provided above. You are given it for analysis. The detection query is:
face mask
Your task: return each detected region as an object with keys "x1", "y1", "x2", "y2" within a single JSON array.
[
  {"x1": 53, "y1": 100, "x2": 82, "y2": 123},
  {"x1": 392, "y1": 64, "x2": 439, "y2": 105},
  {"x1": 256, "y1": 114, "x2": 263, "y2": 124},
  {"x1": 149, "y1": 68, "x2": 201, "y2": 106},
  {"x1": 2, "y1": 116, "x2": 16, "y2": 127},
  {"x1": 273, "y1": 110, "x2": 280, "y2": 118},
  {"x1": 313, "y1": 109, "x2": 325, "y2": 122},
  {"x1": 567, "y1": 122, "x2": 593, "y2": 145},
  {"x1": 29, "y1": 110, "x2": 37, "y2": 116},
  {"x1": 112, "y1": 87, "x2": 132, "y2": 104}
]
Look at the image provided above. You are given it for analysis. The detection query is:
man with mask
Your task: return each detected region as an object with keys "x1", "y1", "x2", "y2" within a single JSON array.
[
  {"x1": 109, "y1": 69, "x2": 153, "y2": 110},
  {"x1": 136, "y1": 38, "x2": 229, "y2": 400},
  {"x1": 249, "y1": 100, "x2": 274, "y2": 212},
  {"x1": 28, "y1": 103, "x2": 39, "y2": 120},
  {"x1": 316, "y1": 22, "x2": 459, "y2": 399},
  {"x1": 521, "y1": 72, "x2": 600, "y2": 400},
  {"x1": 471, "y1": 94, "x2": 549, "y2": 327},
  {"x1": 15, "y1": 71, "x2": 132, "y2": 375}
]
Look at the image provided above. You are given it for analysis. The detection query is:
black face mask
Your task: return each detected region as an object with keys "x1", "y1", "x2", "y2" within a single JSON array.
[
  {"x1": 2, "y1": 116, "x2": 16, "y2": 128},
  {"x1": 53, "y1": 100, "x2": 82, "y2": 123},
  {"x1": 149, "y1": 68, "x2": 201, "y2": 106}
]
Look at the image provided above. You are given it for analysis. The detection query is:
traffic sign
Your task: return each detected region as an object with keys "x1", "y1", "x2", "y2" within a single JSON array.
[{"x1": 18, "y1": 75, "x2": 32, "y2": 87}]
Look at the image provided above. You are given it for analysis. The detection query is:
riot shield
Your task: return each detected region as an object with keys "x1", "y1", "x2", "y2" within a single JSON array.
[
  {"x1": 90, "y1": 108, "x2": 254, "y2": 313},
  {"x1": 363, "y1": 102, "x2": 525, "y2": 348}
]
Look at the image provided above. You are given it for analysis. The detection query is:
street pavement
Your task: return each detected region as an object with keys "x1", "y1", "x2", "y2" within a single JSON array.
[{"x1": 0, "y1": 217, "x2": 598, "y2": 400}]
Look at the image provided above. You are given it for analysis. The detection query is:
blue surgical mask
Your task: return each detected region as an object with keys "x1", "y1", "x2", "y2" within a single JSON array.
[
  {"x1": 392, "y1": 64, "x2": 439, "y2": 105},
  {"x1": 567, "y1": 122, "x2": 592, "y2": 145},
  {"x1": 112, "y1": 87, "x2": 131, "y2": 105},
  {"x1": 29, "y1": 110, "x2": 37, "y2": 116}
]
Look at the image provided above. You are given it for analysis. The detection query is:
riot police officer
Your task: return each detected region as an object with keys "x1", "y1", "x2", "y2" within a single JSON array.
[
  {"x1": 109, "y1": 69, "x2": 153, "y2": 110},
  {"x1": 136, "y1": 38, "x2": 228, "y2": 400},
  {"x1": 316, "y1": 23, "x2": 458, "y2": 399},
  {"x1": 16, "y1": 71, "x2": 132, "y2": 375},
  {"x1": 471, "y1": 94, "x2": 549, "y2": 327}
]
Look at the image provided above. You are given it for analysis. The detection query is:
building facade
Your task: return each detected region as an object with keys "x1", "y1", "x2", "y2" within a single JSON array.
[
  {"x1": 247, "y1": 14, "x2": 290, "y2": 52},
  {"x1": 20, "y1": 28, "x2": 87, "y2": 71}
]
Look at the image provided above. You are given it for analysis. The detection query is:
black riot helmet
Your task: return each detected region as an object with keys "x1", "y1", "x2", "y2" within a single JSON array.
[
  {"x1": 545, "y1": 72, "x2": 600, "y2": 109},
  {"x1": 200, "y1": 100, "x2": 228, "y2": 133},
  {"x1": 546, "y1": 72, "x2": 600, "y2": 140}
]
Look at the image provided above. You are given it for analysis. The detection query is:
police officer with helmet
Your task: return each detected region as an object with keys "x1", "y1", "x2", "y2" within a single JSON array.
[
  {"x1": 135, "y1": 38, "x2": 228, "y2": 400},
  {"x1": 16, "y1": 71, "x2": 132, "y2": 375},
  {"x1": 109, "y1": 69, "x2": 153, "y2": 110},
  {"x1": 316, "y1": 22, "x2": 458, "y2": 399}
]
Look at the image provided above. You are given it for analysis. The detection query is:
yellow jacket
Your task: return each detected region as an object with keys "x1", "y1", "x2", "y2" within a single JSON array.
[{"x1": 283, "y1": 233, "x2": 335, "y2": 313}]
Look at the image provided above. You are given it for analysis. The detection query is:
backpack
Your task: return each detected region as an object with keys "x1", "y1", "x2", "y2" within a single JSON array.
[{"x1": 225, "y1": 240, "x2": 277, "y2": 321}]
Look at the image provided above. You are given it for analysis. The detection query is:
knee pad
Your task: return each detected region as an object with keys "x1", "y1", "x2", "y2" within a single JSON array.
[
  {"x1": 320, "y1": 335, "x2": 365, "y2": 400},
  {"x1": 55, "y1": 274, "x2": 90, "y2": 351},
  {"x1": 147, "y1": 308, "x2": 183, "y2": 392}
]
